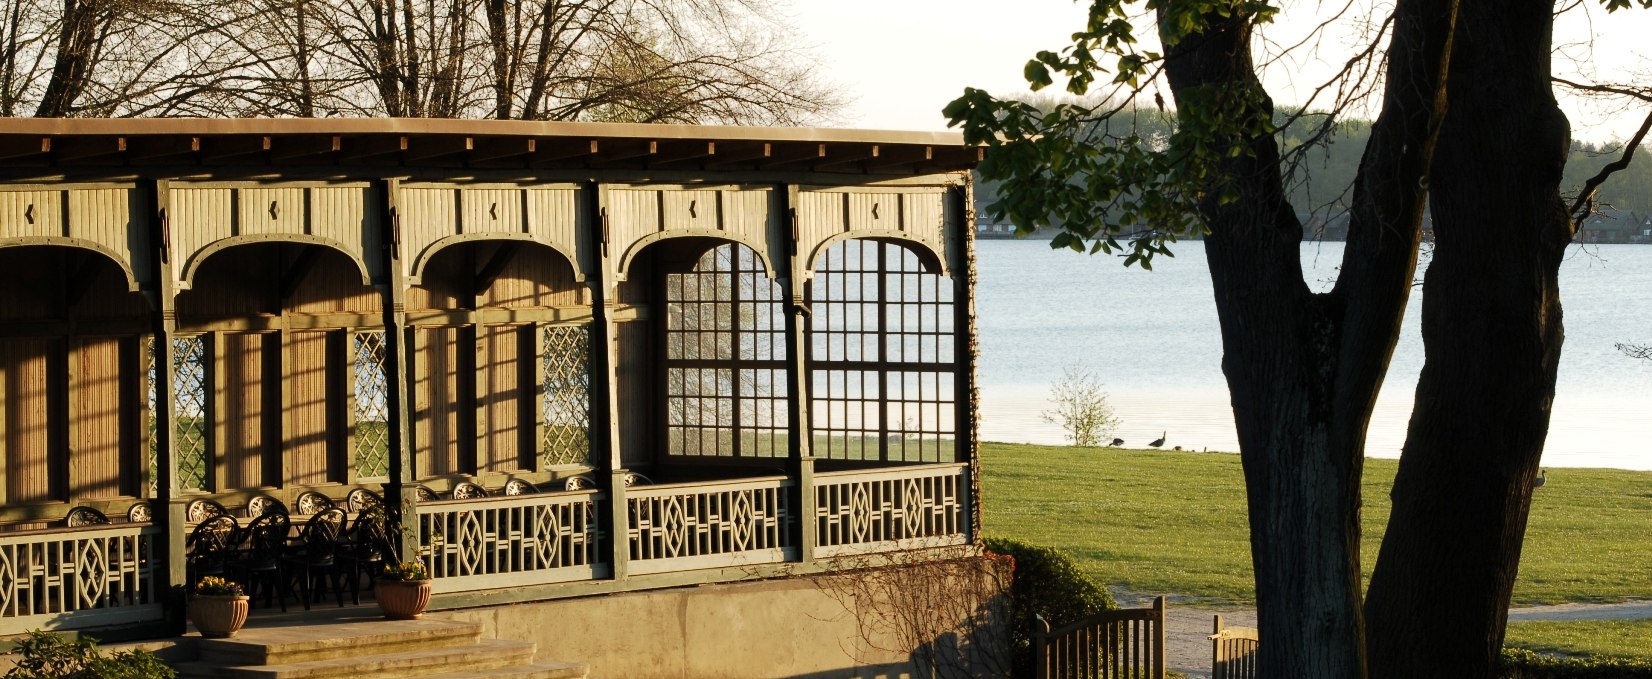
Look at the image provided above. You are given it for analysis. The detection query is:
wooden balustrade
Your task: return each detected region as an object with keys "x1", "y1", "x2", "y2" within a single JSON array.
[
  {"x1": 1034, "y1": 596, "x2": 1166, "y2": 679},
  {"x1": 0, "y1": 523, "x2": 164, "y2": 635},
  {"x1": 813, "y1": 463, "x2": 970, "y2": 557},
  {"x1": 1210, "y1": 614, "x2": 1259, "y2": 679},
  {"x1": 416, "y1": 490, "x2": 606, "y2": 594},
  {"x1": 625, "y1": 477, "x2": 796, "y2": 575}
]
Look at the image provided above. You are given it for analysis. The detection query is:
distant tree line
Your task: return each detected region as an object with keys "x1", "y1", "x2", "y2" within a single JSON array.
[{"x1": 0, "y1": 0, "x2": 838, "y2": 122}]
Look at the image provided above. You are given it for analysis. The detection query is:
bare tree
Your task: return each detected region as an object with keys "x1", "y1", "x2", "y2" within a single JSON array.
[{"x1": 1041, "y1": 364, "x2": 1121, "y2": 448}]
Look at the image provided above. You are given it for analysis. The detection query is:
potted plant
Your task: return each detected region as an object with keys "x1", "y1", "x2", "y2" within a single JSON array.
[
  {"x1": 374, "y1": 559, "x2": 432, "y2": 619},
  {"x1": 187, "y1": 576, "x2": 248, "y2": 638}
]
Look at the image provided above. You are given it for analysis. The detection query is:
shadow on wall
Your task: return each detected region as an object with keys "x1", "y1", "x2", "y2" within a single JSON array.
[{"x1": 812, "y1": 552, "x2": 1014, "y2": 679}]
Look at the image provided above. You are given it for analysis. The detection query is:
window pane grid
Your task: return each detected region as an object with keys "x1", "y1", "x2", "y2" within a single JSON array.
[
  {"x1": 665, "y1": 244, "x2": 789, "y2": 459},
  {"x1": 808, "y1": 240, "x2": 956, "y2": 463}
]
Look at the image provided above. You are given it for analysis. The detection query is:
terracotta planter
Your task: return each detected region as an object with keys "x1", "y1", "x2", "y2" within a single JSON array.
[
  {"x1": 375, "y1": 579, "x2": 432, "y2": 620},
  {"x1": 188, "y1": 594, "x2": 249, "y2": 638}
]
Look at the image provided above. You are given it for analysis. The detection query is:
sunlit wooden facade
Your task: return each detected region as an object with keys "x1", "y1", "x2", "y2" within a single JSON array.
[{"x1": 0, "y1": 118, "x2": 980, "y2": 635}]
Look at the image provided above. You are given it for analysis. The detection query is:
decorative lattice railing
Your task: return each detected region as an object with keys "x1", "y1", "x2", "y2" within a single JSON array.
[
  {"x1": 813, "y1": 463, "x2": 970, "y2": 557},
  {"x1": 626, "y1": 477, "x2": 795, "y2": 575},
  {"x1": 417, "y1": 490, "x2": 606, "y2": 594},
  {"x1": 0, "y1": 524, "x2": 164, "y2": 635}
]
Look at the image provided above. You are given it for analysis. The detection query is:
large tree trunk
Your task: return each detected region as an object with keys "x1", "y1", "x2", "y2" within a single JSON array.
[
  {"x1": 1157, "y1": 1, "x2": 1453, "y2": 675},
  {"x1": 1364, "y1": 1, "x2": 1572, "y2": 677}
]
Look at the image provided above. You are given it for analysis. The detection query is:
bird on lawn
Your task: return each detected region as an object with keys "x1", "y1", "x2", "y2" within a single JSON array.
[
  {"x1": 1110, "y1": 437, "x2": 1125, "y2": 447},
  {"x1": 1149, "y1": 431, "x2": 1166, "y2": 448},
  {"x1": 1534, "y1": 470, "x2": 1547, "y2": 489}
]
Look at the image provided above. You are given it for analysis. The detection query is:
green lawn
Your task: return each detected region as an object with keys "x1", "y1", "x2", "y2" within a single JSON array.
[
  {"x1": 1505, "y1": 620, "x2": 1652, "y2": 660},
  {"x1": 980, "y1": 442, "x2": 1652, "y2": 607}
]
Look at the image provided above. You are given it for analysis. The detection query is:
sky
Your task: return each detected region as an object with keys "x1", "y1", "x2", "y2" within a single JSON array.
[{"x1": 789, "y1": 0, "x2": 1652, "y2": 145}]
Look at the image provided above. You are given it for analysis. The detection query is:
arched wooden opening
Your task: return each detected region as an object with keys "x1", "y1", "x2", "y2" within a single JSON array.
[
  {"x1": 0, "y1": 245, "x2": 150, "y2": 520},
  {"x1": 618, "y1": 238, "x2": 790, "y2": 479},
  {"x1": 407, "y1": 239, "x2": 591, "y2": 485},
  {"x1": 807, "y1": 239, "x2": 956, "y2": 465},
  {"x1": 174, "y1": 242, "x2": 382, "y2": 495}
]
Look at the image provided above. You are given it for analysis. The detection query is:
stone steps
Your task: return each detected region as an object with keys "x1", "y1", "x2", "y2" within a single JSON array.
[{"x1": 174, "y1": 617, "x2": 587, "y2": 679}]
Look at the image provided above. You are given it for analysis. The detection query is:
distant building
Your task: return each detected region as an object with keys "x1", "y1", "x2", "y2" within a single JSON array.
[{"x1": 1576, "y1": 209, "x2": 1651, "y2": 244}]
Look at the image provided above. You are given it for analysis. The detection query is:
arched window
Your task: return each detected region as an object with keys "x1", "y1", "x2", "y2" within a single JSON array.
[
  {"x1": 808, "y1": 240, "x2": 955, "y2": 463},
  {"x1": 664, "y1": 243, "x2": 788, "y2": 458}
]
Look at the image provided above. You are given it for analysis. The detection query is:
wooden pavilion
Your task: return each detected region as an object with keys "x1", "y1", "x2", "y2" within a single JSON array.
[{"x1": 0, "y1": 118, "x2": 981, "y2": 636}]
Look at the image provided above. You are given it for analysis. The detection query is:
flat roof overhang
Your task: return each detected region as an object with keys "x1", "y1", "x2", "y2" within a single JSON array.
[{"x1": 0, "y1": 118, "x2": 981, "y2": 174}]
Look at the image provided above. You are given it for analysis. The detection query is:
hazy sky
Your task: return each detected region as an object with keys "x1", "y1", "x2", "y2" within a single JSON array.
[{"x1": 791, "y1": 0, "x2": 1652, "y2": 144}]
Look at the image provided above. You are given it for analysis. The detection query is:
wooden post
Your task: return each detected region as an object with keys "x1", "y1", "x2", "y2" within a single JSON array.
[
  {"x1": 376, "y1": 179, "x2": 420, "y2": 561},
  {"x1": 950, "y1": 181, "x2": 981, "y2": 543},
  {"x1": 1153, "y1": 595, "x2": 1167, "y2": 679},
  {"x1": 147, "y1": 178, "x2": 187, "y2": 635},
  {"x1": 588, "y1": 183, "x2": 627, "y2": 581},
  {"x1": 1032, "y1": 614, "x2": 1050, "y2": 679},
  {"x1": 780, "y1": 185, "x2": 815, "y2": 563}
]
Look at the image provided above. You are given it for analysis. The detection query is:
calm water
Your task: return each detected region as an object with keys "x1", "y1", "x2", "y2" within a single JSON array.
[{"x1": 976, "y1": 239, "x2": 1652, "y2": 470}]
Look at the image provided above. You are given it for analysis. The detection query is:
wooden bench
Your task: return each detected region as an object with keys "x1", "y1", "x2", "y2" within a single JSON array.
[
  {"x1": 1210, "y1": 614, "x2": 1260, "y2": 679},
  {"x1": 1033, "y1": 595, "x2": 1166, "y2": 679}
]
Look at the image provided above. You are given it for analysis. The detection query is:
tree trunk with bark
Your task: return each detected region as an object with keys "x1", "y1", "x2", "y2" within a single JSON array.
[
  {"x1": 1158, "y1": 1, "x2": 1455, "y2": 675},
  {"x1": 1364, "y1": 1, "x2": 1573, "y2": 676}
]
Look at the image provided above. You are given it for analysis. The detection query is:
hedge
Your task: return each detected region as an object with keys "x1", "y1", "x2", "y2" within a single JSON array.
[
  {"x1": 1502, "y1": 649, "x2": 1652, "y2": 679},
  {"x1": 984, "y1": 537, "x2": 1117, "y2": 677}
]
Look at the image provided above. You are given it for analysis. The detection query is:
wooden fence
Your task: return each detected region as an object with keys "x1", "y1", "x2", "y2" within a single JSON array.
[
  {"x1": 417, "y1": 489, "x2": 606, "y2": 593},
  {"x1": 1034, "y1": 595, "x2": 1166, "y2": 679},
  {"x1": 1210, "y1": 614, "x2": 1259, "y2": 679},
  {"x1": 813, "y1": 463, "x2": 970, "y2": 557},
  {"x1": 0, "y1": 523, "x2": 164, "y2": 635}
]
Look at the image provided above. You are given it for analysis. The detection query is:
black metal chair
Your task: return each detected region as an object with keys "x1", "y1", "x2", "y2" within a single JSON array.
[
  {"x1": 503, "y1": 479, "x2": 537, "y2": 496},
  {"x1": 563, "y1": 475, "x2": 596, "y2": 491},
  {"x1": 185, "y1": 498, "x2": 229, "y2": 523},
  {"x1": 334, "y1": 509, "x2": 392, "y2": 605},
  {"x1": 450, "y1": 481, "x2": 488, "y2": 499},
  {"x1": 281, "y1": 507, "x2": 346, "y2": 610},
  {"x1": 64, "y1": 506, "x2": 110, "y2": 527},
  {"x1": 346, "y1": 488, "x2": 384, "y2": 513},
  {"x1": 246, "y1": 494, "x2": 288, "y2": 517},
  {"x1": 186, "y1": 515, "x2": 241, "y2": 589},
  {"x1": 412, "y1": 485, "x2": 440, "y2": 502},
  {"x1": 232, "y1": 511, "x2": 290, "y2": 611},
  {"x1": 127, "y1": 501, "x2": 152, "y2": 523},
  {"x1": 294, "y1": 491, "x2": 334, "y2": 515},
  {"x1": 622, "y1": 472, "x2": 654, "y2": 487}
]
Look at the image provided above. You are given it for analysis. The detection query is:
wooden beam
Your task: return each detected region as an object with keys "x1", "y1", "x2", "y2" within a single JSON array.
[
  {"x1": 404, "y1": 136, "x2": 473, "y2": 162},
  {"x1": 865, "y1": 145, "x2": 932, "y2": 172},
  {"x1": 596, "y1": 139, "x2": 657, "y2": 163},
  {"x1": 531, "y1": 138, "x2": 599, "y2": 165},
  {"x1": 470, "y1": 137, "x2": 536, "y2": 164},
  {"x1": 340, "y1": 135, "x2": 408, "y2": 163},
  {"x1": 761, "y1": 143, "x2": 826, "y2": 168},
  {"x1": 648, "y1": 141, "x2": 715, "y2": 167},
  {"x1": 705, "y1": 142, "x2": 770, "y2": 168},
  {"x1": 472, "y1": 242, "x2": 522, "y2": 296},
  {"x1": 278, "y1": 245, "x2": 323, "y2": 304},
  {"x1": 200, "y1": 136, "x2": 271, "y2": 163},
  {"x1": 270, "y1": 135, "x2": 340, "y2": 162},
  {"x1": 814, "y1": 144, "x2": 880, "y2": 170},
  {"x1": 125, "y1": 136, "x2": 201, "y2": 163},
  {"x1": 0, "y1": 136, "x2": 49, "y2": 161},
  {"x1": 50, "y1": 136, "x2": 126, "y2": 163}
]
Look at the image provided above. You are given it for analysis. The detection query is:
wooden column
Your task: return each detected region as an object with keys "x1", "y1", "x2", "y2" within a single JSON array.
[
  {"x1": 377, "y1": 179, "x2": 420, "y2": 560},
  {"x1": 780, "y1": 185, "x2": 815, "y2": 563},
  {"x1": 589, "y1": 183, "x2": 628, "y2": 581},
  {"x1": 950, "y1": 181, "x2": 980, "y2": 542},
  {"x1": 148, "y1": 178, "x2": 187, "y2": 634}
]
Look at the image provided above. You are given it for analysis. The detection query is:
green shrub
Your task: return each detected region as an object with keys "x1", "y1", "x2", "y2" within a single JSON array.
[
  {"x1": 1501, "y1": 648, "x2": 1652, "y2": 679},
  {"x1": 4, "y1": 630, "x2": 176, "y2": 679},
  {"x1": 984, "y1": 537, "x2": 1117, "y2": 677}
]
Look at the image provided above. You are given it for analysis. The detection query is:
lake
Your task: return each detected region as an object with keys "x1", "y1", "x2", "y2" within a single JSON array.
[{"x1": 975, "y1": 239, "x2": 1652, "y2": 470}]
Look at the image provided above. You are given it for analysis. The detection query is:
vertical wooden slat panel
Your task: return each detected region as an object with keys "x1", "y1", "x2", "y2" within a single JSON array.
[
  {"x1": 286, "y1": 252, "x2": 379, "y2": 314},
  {"x1": 475, "y1": 324, "x2": 521, "y2": 473},
  {"x1": 70, "y1": 337, "x2": 124, "y2": 498},
  {"x1": 2, "y1": 340, "x2": 53, "y2": 502},
  {"x1": 216, "y1": 333, "x2": 265, "y2": 490},
  {"x1": 285, "y1": 332, "x2": 330, "y2": 485},
  {"x1": 615, "y1": 320, "x2": 652, "y2": 468},
  {"x1": 415, "y1": 327, "x2": 460, "y2": 476}
]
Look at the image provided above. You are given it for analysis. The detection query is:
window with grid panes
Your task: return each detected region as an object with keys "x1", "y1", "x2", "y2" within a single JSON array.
[
  {"x1": 664, "y1": 243, "x2": 789, "y2": 457},
  {"x1": 807, "y1": 240, "x2": 955, "y2": 463}
]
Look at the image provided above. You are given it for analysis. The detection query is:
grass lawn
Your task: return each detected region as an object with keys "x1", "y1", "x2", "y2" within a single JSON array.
[
  {"x1": 1505, "y1": 620, "x2": 1652, "y2": 660},
  {"x1": 980, "y1": 442, "x2": 1652, "y2": 606}
]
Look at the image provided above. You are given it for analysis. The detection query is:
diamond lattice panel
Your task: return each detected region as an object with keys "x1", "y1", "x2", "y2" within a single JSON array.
[
  {"x1": 539, "y1": 325, "x2": 590, "y2": 468},
  {"x1": 172, "y1": 337, "x2": 208, "y2": 491},
  {"x1": 353, "y1": 332, "x2": 391, "y2": 479}
]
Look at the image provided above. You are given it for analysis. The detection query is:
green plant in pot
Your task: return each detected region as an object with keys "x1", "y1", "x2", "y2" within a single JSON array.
[
  {"x1": 188, "y1": 576, "x2": 249, "y2": 638},
  {"x1": 375, "y1": 559, "x2": 432, "y2": 620}
]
